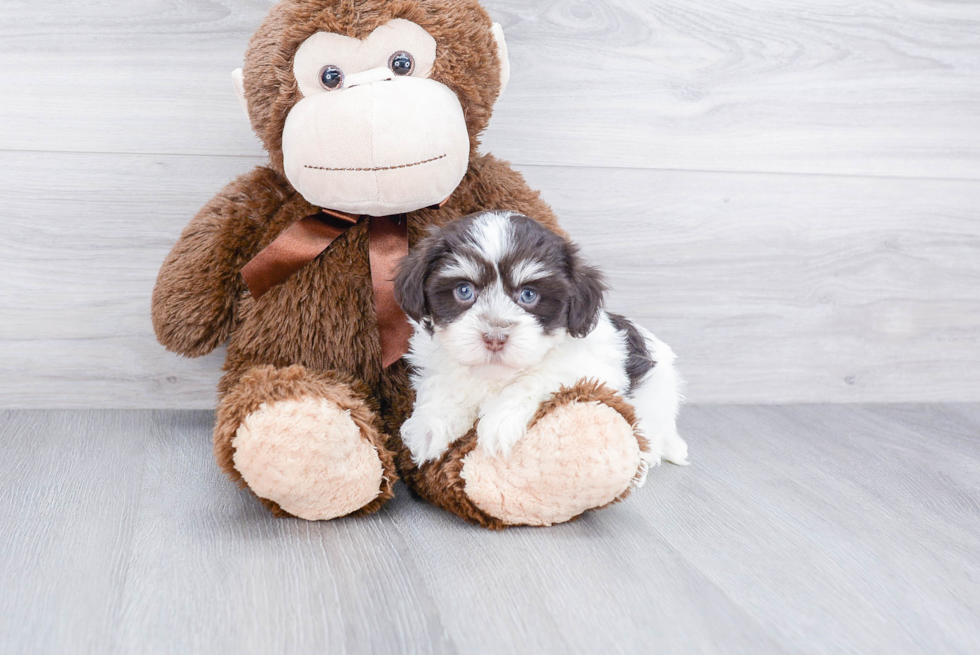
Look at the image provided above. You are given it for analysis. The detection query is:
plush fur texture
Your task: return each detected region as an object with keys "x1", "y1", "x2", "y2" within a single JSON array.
[
  {"x1": 281, "y1": 18, "x2": 474, "y2": 214},
  {"x1": 398, "y1": 380, "x2": 645, "y2": 528},
  {"x1": 153, "y1": 0, "x2": 658, "y2": 526},
  {"x1": 234, "y1": 396, "x2": 385, "y2": 520},
  {"x1": 153, "y1": 0, "x2": 563, "y2": 520},
  {"x1": 462, "y1": 401, "x2": 639, "y2": 527},
  {"x1": 213, "y1": 364, "x2": 396, "y2": 517},
  {"x1": 395, "y1": 431, "x2": 507, "y2": 530},
  {"x1": 241, "y1": 0, "x2": 507, "y2": 174}
]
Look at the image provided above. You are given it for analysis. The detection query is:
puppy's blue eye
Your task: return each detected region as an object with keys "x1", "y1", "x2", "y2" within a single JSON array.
[
  {"x1": 454, "y1": 283, "x2": 474, "y2": 302},
  {"x1": 519, "y1": 288, "x2": 538, "y2": 305}
]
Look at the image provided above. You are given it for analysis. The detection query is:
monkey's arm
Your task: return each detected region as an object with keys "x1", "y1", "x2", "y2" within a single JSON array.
[
  {"x1": 152, "y1": 167, "x2": 291, "y2": 357},
  {"x1": 463, "y1": 154, "x2": 566, "y2": 238}
]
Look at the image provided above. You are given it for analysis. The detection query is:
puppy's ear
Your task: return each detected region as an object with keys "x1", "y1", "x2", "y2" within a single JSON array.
[
  {"x1": 566, "y1": 243, "x2": 608, "y2": 338},
  {"x1": 395, "y1": 230, "x2": 441, "y2": 325}
]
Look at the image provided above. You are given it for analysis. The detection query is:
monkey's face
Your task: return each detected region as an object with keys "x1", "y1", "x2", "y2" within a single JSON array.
[
  {"x1": 238, "y1": 1, "x2": 510, "y2": 217},
  {"x1": 280, "y1": 19, "x2": 470, "y2": 216},
  {"x1": 240, "y1": 0, "x2": 510, "y2": 216}
]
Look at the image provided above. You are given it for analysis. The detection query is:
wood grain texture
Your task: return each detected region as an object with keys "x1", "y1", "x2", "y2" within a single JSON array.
[
  {"x1": 1, "y1": 150, "x2": 977, "y2": 407},
  {"x1": 2, "y1": 0, "x2": 979, "y2": 178},
  {"x1": 1, "y1": 406, "x2": 978, "y2": 653},
  {"x1": 1, "y1": 0, "x2": 979, "y2": 406}
]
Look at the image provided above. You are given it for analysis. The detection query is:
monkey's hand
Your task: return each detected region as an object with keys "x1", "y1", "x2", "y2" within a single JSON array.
[{"x1": 151, "y1": 166, "x2": 292, "y2": 357}]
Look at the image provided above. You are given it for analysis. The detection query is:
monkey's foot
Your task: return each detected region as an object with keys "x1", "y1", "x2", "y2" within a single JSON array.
[
  {"x1": 232, "y1": 396, "x2": 387, "y2": 520},
  {"x1": 401, "y1": 381, "x2": 645, "y2": 528},
  {"x1": 215, "y1": 365, "x2": 396, "y2": 521}
]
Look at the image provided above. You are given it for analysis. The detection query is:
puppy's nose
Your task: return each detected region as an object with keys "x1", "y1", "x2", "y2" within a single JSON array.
[{"x1": 483, "y1": 333, "x2": 509, "y2": 352}]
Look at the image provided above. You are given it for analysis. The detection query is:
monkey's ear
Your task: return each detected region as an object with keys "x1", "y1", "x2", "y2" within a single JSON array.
[
  {"x1": 566, "y1": 245, "x2": 608, "y2": 338},
  {"x1": 491, "y1": 23, "x2": 511, "y2": 97},
  {"x1": 231, "y1": 68, "x2": 249, "y2": 118}
]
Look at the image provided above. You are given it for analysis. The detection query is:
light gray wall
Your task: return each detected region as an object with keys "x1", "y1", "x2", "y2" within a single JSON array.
[{"x1": 1, "y1": 0, "x2": 978, "y2": 408}]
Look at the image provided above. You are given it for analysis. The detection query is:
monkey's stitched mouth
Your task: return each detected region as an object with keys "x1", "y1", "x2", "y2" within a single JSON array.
[{"x1": 305, "y1": 154, "x2": 447, "y2": 173}]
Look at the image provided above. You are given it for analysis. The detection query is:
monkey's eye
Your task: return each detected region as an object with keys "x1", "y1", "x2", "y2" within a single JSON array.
[
  {"x1": 518, "y1": 288, "x2": 539, "y2": 305},
  {"x1": 319, "y1": 65, "x2": 344, "y2": 90},
  {"x1": 454, "y1": 283, "x2": 475, "y2": 302},
  {"x1": 388, "y1": 51, "x2": 415, "y2": 76}
]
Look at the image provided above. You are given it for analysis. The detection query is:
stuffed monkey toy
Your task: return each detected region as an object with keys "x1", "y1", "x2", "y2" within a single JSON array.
[{"x1": 152, "y1": 0, "x2": 648, "y2": 528}]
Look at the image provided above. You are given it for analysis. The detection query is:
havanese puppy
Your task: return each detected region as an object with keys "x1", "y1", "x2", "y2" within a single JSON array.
[{"x1": 394, "y1": 211, "x2": 689, "y2": 480}]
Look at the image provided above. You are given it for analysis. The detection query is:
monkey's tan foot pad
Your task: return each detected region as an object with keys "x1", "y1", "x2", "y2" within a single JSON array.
[
  {"x1": 461, "y1": 382, "x2": 644, "y2": 527},
  {"x1": 232, "y1": 397, "x2": 387, "y2": 521}
]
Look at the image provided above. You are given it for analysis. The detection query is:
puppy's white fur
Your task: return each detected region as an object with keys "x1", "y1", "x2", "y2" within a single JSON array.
[{"x1": 400, "y1": 212, "x2": 688, "y2": 483}]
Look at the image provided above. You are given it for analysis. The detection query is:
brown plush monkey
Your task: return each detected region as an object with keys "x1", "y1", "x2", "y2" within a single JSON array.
[{"x1": 153, "y1": 0, "x2": 646, "y2": 527}]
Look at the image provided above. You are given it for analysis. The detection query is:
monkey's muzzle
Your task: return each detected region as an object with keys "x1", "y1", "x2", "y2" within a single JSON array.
[{"x1": 282, "y1": 76, "x2": 470, "y2": 216}]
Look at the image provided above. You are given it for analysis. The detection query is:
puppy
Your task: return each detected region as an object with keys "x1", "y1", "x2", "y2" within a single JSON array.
[{"x1": 394, "y1": 211, "x2": 688, "y2": 481}]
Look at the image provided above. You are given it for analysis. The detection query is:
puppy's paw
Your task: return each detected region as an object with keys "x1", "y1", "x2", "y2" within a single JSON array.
[
  {"x1": 401, "y1": 410, "x2": 473, "y2": 464},
  {"x1": 662, "y1": 433, "x2": 690, "y2": 466},
  {"x1": 476, "y1": 403, "x2": 537, "y2": 458}
]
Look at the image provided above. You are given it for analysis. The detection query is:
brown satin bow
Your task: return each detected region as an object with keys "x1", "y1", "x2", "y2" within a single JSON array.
[{"x1": 240, "y1": 208, "x2": 415, "y2": 368}]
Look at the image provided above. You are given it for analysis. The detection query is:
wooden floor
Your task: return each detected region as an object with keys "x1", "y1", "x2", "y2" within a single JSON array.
[{"x1": 2, "y1": 405, "x2": 978, "y2": 654}]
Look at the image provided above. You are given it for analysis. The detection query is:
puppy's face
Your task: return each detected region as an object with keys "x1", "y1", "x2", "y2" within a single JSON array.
[{"x1": 395, "y1": 211, "x2": 606, "y2": 373}]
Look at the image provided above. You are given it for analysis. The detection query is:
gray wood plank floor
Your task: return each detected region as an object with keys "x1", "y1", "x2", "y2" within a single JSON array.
[{"x1": 1, "y1": 406, "x2": 977, "y2": 654}]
